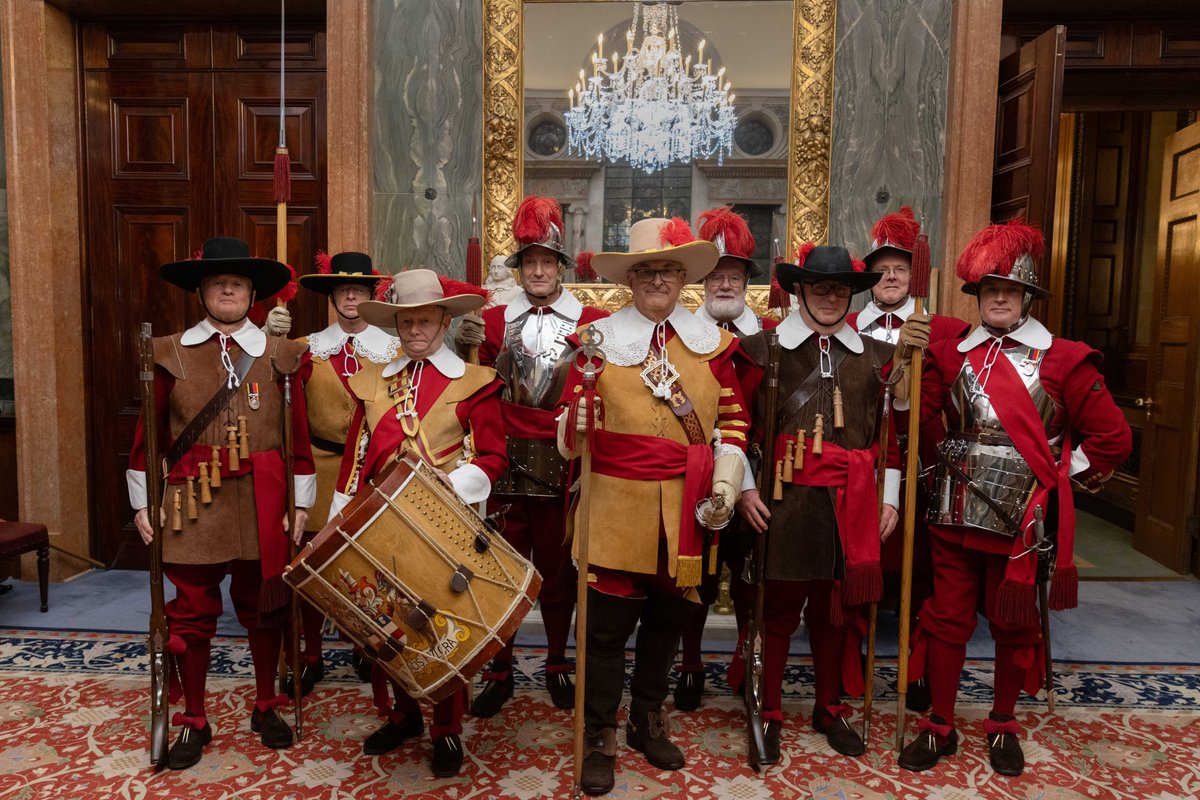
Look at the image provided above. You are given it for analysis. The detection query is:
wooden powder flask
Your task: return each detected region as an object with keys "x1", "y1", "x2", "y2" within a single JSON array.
[
  {"x1": 209, "y1": 446, "x2": 222, "y2": 487},
  {"x1": 772, "y1": 460, "x2": 784, "y2": 501},
  {"x1": 237, "y1": 415, "x2": 250, "y2": 459},
  {"x1": 198, "y1": 461, "x2": 213, "y2": 504},
  {"x1": 794, "y1": 429, "x2": 805, "y2": 471},
  {"x1": 226, "y1": 425, "x2": 241, "y2": 471},
  {"x1": 833, "y1": 386, "x2": 845, "y2": 429},
  {"x1": 186, "y1": 478, "x2": 198, "y2": 520},
  {"x1": 813, "y1": 413, "x2": 825, "y2": 455},
  {"x1": 782, "y1": 440, "x2": 795, "y2": 482},
  {"x1": 171, "y1": 489, "x2": 183, "y2": 531}
]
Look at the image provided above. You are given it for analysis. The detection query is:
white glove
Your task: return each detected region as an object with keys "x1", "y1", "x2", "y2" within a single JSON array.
[
  {"x1": 265, "y1": 305, "x2": 292, "y2": 337},
  {"x1": 456, "y1": 314, "x2": 486, "y2": 349},
  {"x1": 708, "y1": 453, "x2": 746, "y2": 528}
]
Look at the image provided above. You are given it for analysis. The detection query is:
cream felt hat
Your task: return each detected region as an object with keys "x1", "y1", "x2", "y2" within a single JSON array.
[
  {"x1": 591, "y1": 217, "x2": 719, "y2": 285},
  {"x1": 357, "y1": 269, "x2": 486, "y2": 328}
]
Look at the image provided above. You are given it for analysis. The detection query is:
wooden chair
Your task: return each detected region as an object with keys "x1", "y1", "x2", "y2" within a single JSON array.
[{"x1": 0, "y1": 520, "x2": 49, "y2": 612}]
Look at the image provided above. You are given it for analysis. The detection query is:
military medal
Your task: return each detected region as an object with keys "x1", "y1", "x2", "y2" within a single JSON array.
[
  {"x1": 1017, "y1": 348, "x2": 1042, "y2": 377},
  {"x1": 247, "y1": 381, "x2": 261, "y2": 410}
]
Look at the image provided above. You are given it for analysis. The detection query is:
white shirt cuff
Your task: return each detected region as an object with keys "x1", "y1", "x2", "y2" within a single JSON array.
[
  {"x1": 884, "y1": 468, "x2": 901, "y2": 509},
  {"x1": 449, "y1": 463, "x2": 492, "y2": 505},
  {"x1": 127, "y1": 469, "x2": 148, "y2": 510},
  {"x1": 740, "y1": 463, "x2": 757, "y2": 493},
  {"x1": 1068, "y1": 447, "x2": 1091, "y2": 477},
  {"x1": 294, "y1": 473, "x2": 316, "y2": 509},
  {"x1": 327, "y1": 491, "x2": 352, "y2": 523}
]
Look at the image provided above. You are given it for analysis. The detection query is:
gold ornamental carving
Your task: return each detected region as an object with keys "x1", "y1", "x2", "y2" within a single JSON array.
[{"x1": 482, "y1": 0, "x2": 837, "y2": 263}]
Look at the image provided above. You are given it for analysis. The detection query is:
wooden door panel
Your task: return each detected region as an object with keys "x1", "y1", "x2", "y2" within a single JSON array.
[
  {"x1": 111, "y1": 99, "x2": 192, "y2": 178},
  {"x1": 1134, "y1": 122, "x2": 1200, "y2": 574},
  {"x1": 211, "y1": 23, "x2": 326, "y2": 70},
  {"x1": 82, "y1": 24, "x2": 212, "y2": 71},
  {"x1": 237, "y1": 98, "x2": 320, "y2": 182}
]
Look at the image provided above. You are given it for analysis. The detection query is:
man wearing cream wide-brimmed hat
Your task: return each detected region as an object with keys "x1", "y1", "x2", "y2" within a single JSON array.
[
  {"x1": 327, "y1": 268, "x2": 507, "y2": 778},
  {"x1": 555, "y1": 217, "x2": 752, "y2": 795}
]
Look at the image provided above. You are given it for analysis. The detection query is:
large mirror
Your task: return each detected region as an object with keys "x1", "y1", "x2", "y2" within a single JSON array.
[{"x1": 482, "y1": 0, "x2": 837, "y2": 309}]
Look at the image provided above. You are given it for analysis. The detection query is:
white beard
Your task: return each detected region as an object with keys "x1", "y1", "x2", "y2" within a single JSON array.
[{"x1": 705, "y1": 296, "x2": 746, "y2": 322}]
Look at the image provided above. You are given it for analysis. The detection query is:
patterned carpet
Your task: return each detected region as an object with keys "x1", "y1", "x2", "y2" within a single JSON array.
[{"x1": 1, "y1": 629, "x2": 1198, "y2": 799}]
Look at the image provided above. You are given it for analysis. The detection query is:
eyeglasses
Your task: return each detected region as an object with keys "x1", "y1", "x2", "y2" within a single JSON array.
[
  {"x1": 629, "y1": 267, "x2": 685, "y2": 284},
  {"x1": 806, "y1": 283, "x2": 854, "y2": 298},
  {"x1": 703, "y1": 272, "x2": 746, "y2": 288},
  {"x1": 872, "y1": 265, "x2": 911, "y2": 277}
]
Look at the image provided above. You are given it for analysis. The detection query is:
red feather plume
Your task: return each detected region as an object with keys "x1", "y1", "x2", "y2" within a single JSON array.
[
  {"x1": 659, "y1": 217, "x2": 695, "y2": 247},
  {"x1": 315, "y1": 250, "x2": 332, "y2": 274},
  {"x1": 851, "y1": 257, "x2": 867, "y2": 274},
  {"x1": 956, "y1": 219, "x2": 1045, "y2": 285},
  {"x1": 698, "y1": 207, "x2": 756, "y2": 260},
  {"x1": 374, "y1": 274, "x2": 395, "y2": 302},
  {"x1": 870, "y1": 205, "x2": 920, "y2": 251},
  {"x1": 575, "y1": 250, "x2": 596, "y2": 282},
  {"x1": 768, "y1": 276, "x2": 791, "y2": 313},
  {"x1": 273, "y1": 262, "x2": 299, "y2": 304},
  {"x1": 512, "y1": 196, "x2": 564, "y2": 245},
  {"x1": 438, "y1": 275, "x2": 492, "y2": 304},
  {"x1": 793, "y1": 242, "x2": 816, "y2": 269}
]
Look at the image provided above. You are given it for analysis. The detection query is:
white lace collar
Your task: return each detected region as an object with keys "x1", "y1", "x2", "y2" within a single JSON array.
[
  {"x1": 503, "y1": 288, "x2": 584, "y2": 323},
  {"x1": 958, "y1": 316, "x2": 1053, "y2": 353},
  {"x1": 592, "y1": 303, "x2": 722, "y2": 367},
  {"x1": 776, "y1": 311, "x2": 864, "y2": 354},
  {"x1": 694, "y1": 302, "x2": 760, "y2": 337},
  {"x1": 180, "y1": 318, "x2": 265, "y2": 357},
  {"x1": 856, "y1": 296, "x2": 915, "y2": 331},
  {"x1": 308, "y1": 323, "x2": 399, "y2": 364},
  {"x1": 382, "y1": 343, "x2": 466, "y2": 379}
]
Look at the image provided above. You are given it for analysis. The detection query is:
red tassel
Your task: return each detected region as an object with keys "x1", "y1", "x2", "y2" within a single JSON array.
[
  {"x1": 1049, "y1": 564, "x2": 1079, "y2": 611},
  {"x1": 840, "y1": 562, "x2": 882, "y2": 607},
  {"x1": 994, "y1": 580, "x2": 1039, "y2": 627},
  {"x1": 768, "y1": 276, "x2": 791, "y2": 313},
  {"x1": 910, "y1": 230, "x2": 932, "y2": 299},
  {"x1": 465, "y1": 235, "x2": 483, "y2": 287},
  {"x1": 273, "y1": 148, "x2": 292, "y2": 204},
  {"x1": 575, "y1": 250, "x2": 596, "y2": 282}
]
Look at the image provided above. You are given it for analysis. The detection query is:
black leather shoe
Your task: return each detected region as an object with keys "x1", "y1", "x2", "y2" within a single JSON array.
[
  {"x1": 167, "y1": 723, "x2": 212, "y2": 770},
  {"x1": 673, "y1": 670, "x2": 705, "y2": 711},
  {"x1": 815, "y1": 711, "x2": 865, "y2": 757},
  {"x1": 987, "y1": 717, "x2": 1025, "y2": 776},
  {"x1": 250, "y1": 707, "x2": 294, "y2": 749},
  {"x1": 627, "y1": 710, "x2": 685, "y2": 770},
  {"x1": 431, "y1": 734, "x2": 464, "y2": 777},
  {"x1": 301, "y1": 660, "x2": 324, "y2": 696},
  {"x1": 470, "y1": 672, "x2": 514, "y2": 718},
  {"x1": 581, "y1": 729, "x2": 616, "y2": 796},
  {"x1": 363, "y1": 714, "x2": 424, "y2": 755},
  {"x1": 761, "y1": 719, "x2": 781, "y2": 765},
  {"x1": 545, "y1": 670, "x2": 575, "y2": 710},
  {"x1": 352, "y1": 649, "x2": 373, "y2": 683},
  {"x1": 906, "y1": 678, "x2": 932, "y2": 713},
  {"x1": 898, "y1": 718, "x2": 959, "y2": 772}
]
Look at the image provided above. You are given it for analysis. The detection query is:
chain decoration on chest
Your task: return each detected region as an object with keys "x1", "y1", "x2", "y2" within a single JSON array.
[
  {"x1": 639, "y1": 322, "x2": 680, "y2": 400},
  {"x1": 389, "y1": 360, "x2": 424, "y2": 437}
]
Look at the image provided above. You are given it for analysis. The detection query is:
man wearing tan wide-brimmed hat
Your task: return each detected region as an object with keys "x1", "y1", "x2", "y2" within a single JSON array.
[
  {"x1": 328, "y1": 268, "x2": 507, "y2": 778},
  {"x1": 555, "y1": 217, "x2": 752, "y2": 795}
]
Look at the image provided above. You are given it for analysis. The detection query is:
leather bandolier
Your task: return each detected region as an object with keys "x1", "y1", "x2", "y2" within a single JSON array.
[
  {"x1": 492, "y1": 311, "x2": 575, "y2": 497},
  {"x1": 929, "y1": 343, "x2": 1060, "y2": 537}
]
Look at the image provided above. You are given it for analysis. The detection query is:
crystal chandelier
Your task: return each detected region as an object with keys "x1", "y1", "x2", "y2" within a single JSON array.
[{"x1": 565, "y1": 1, "x2": 737, "y2": 173}]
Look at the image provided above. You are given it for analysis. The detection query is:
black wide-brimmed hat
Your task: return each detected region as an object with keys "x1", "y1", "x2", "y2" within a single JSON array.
[
  {"x1": 775, "y1": 244, "x2": 881, "y2": 295},
  {"x1": 160, "y1": 236, "x2": 292, "y2": 299},
  {"x1": 298, "y1": 251, "x2": 382, "y2": 295}
]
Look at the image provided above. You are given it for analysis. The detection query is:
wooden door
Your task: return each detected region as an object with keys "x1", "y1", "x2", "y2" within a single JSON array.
[
  {"x1": 991, "y1": 26, "x2": 1067, "y2": 331},
  {"x1": 1133, "y1": 121, "x2": 1200, "y2": 575},
  {"x1": 83, "y1": 23, "x2": 326, "y2": 568}
]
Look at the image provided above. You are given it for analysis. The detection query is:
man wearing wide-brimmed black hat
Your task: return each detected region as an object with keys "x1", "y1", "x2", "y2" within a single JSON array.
[
  {"x1": 283, "y1": 251, "x2": 399, "y2": 695},
  {"x1": 128, "y1": 236, "x2": 316, "y2": 769},
  {"x1": 729, "y1": 244, "x2": 903, "y2": 764}
]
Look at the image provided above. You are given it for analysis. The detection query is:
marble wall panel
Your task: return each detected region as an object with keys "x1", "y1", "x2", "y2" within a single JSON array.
[
  {"x1": 829, "y1": 0, "x2": 951, "y2": 281},
  {"x1": 373, "y1": 0, "x2": 482, "y2": 277}
]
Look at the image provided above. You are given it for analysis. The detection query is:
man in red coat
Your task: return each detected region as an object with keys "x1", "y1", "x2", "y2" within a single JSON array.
[
  {"x1": 329, "y1": 269, "x2": 507, "y2": 777},
  {"x1": 456, "y1": 196, "x2": 608, "y2": 716},
  {"x1": 129, "y1": 237, "x2": 316, "y2": 769},
  {"x1": 846, "y1": 207, "x2": 970, "y2": 711},
  {"x1": 673, "y1": 206, "x2": 779, "y2": 711},
  {"x1": 898, "y1": 221, "x2": 1132, "y2": 776}
]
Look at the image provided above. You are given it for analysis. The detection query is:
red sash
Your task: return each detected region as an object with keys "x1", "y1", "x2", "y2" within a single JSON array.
[
  {"x1": 782, "y1": 436, "x2": 882, "y2": 607},
  {"x1": 589, "y1": 428, "x2": 714, "y2": 587},
  {"x1": 965, "y1": 346, "x2": 1077, "y2": 626},
  {"x1": 500, "y1": 399, "x2": 557, "y2": 440}
]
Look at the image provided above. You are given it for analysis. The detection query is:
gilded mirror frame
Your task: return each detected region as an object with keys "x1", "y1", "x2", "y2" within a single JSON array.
[{"x1": 481, "y1": 0, "x2": 838, "y2": 307}]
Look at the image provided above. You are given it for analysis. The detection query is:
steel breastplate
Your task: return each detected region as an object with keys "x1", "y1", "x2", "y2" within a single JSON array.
[
  {"x1": 930, "y1": 344, "x2": 1059, "y2": 536},
  {"x1": 497, "y1": 311, "x2": 577, "y2": 411}
]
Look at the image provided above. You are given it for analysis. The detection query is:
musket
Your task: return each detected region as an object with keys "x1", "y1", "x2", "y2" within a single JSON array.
[
  {"x1": 742, "y1": 329, "x2": 781, "y2": 768},
  {"x1": 862, "y1": 380, "x2": 893, "y2": 745},
  {"x1": 274, "y1": 356, "x2": 304, "y2": 740},
  {"x1": 572, "y1": 324, "x2": 606, "y2": 798},
  {"x1": 139, "y1": 322, "x2": 170, "y2": 768},
  {"x1": 1032, "y1": 505, "x2": 1056, "y2": 714}
]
